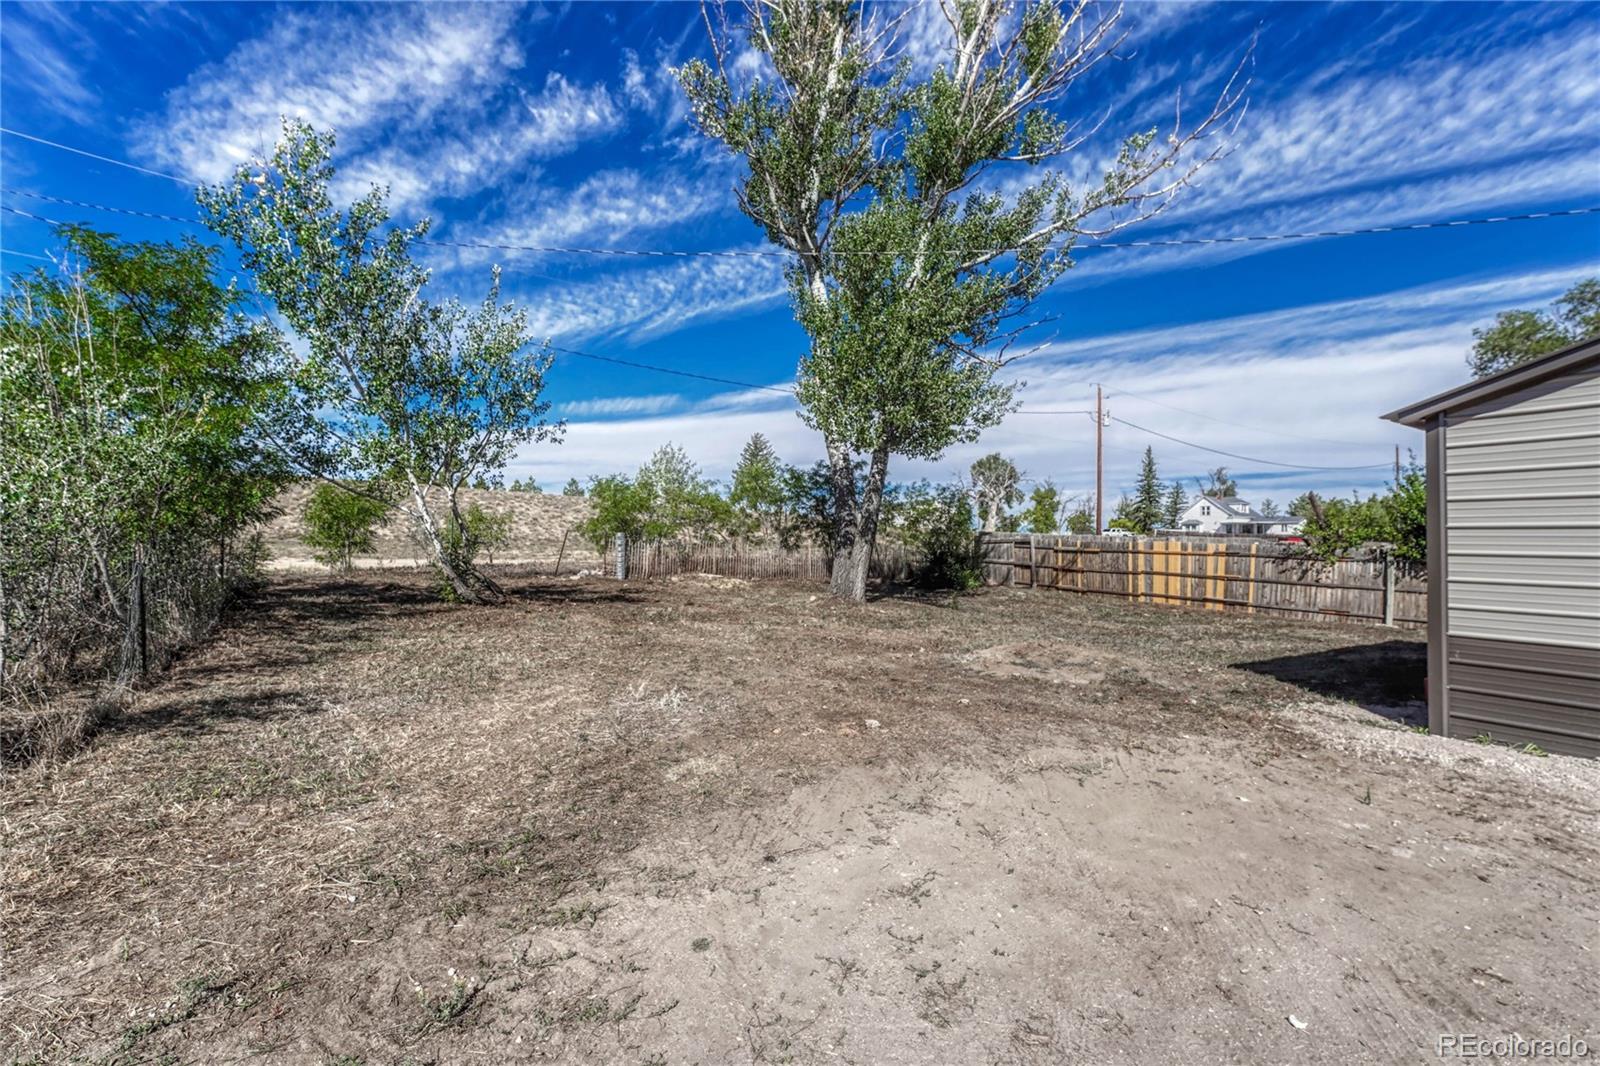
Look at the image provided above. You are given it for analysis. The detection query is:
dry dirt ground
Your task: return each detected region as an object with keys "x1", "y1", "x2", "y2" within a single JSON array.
[{"x1": 3, "y1": 572, "x2": 1596, "y2": 1065}]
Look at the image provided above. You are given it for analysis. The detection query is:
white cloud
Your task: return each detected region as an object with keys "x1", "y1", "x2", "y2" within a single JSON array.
[
  {"x1": 332, "y1": 73, "x2": 622, "y2": 210},
  {"x1": 1053, "y1": 20, "x2": 1600, "y2": 278},
  {"x1": 130, "y1": 6, "x2": 623, "y2": 213},
  {"x1": 518, "y1": 250, "x2": 789, "y2": 343},
  {"x1": 507, "y1": 263, "x2": 1593, "y2": 497},
  {"x1": 437, "y1": 168, "x2": 727, "y2": 269},
  {"x1": 0, "y1": 8, "x2": 98, "y2": 123},
  {"x1": 559, "y1": 393, "x2": 683, "y2": 417},
  {"x1": 135, "y1": 6, "x2": 524, "y2": 185}
]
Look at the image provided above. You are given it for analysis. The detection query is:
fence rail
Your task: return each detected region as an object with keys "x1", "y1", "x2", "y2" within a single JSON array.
[
  {"x1": 978, "y1": 533, "x2": 1426, "y2": 628},
  {"x1": 620, "y1": 540, "x2": 920, "y2": 583}
]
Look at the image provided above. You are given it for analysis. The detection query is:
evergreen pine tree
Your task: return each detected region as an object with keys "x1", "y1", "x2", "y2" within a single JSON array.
[
  {"x1": 1132, "y1": 447, "x2": 1164, "y2": 534},
  {"x1": 1163, "y1": 480, "x2": 1188, "y2": 528}
]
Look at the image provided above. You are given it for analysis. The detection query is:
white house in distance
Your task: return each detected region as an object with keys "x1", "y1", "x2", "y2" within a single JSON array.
[{"x1": 1172, "y1": 495, "x2": 1304, "y2": 537}]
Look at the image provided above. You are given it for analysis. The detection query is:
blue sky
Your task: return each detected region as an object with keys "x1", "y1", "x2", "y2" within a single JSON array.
[{"x1": 3, "y1": 0, "x2": 1597, "y2": 507}]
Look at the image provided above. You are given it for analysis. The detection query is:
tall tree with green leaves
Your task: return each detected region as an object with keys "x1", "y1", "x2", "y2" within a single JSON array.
[
  {"x1": 1468, "y1": 277, "x2": 1600, "y2": 378},
  {"x1": 2, "y1": 227, "x2": 286, "y2": 690},
  {"x1": 970, "y1": 453, "x2": 1024, "y2": 531},
  {"x1": 199, "y1": 120, "x2": 561, "y2": 604},
  {"x1": 729, "y1": 433, "x2": 786, "y2": 529},
  {"x1": 1018, "y1": 482, "x2": 1062, "y2": 534},
  {"x1": 680, "y1": 1, "x2": 1243, "y2": 600},
  {"x1": 562, "y1": 477, "x2": 585, "y2": 496}
]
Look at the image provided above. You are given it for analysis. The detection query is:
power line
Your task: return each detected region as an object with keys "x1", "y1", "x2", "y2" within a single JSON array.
[
  {"x1": 1102, "y1": 381, "x2": 1369, "y2": 447},
  {"x1": 1012, "y1": 408, "x2": 1094, "y2": 415},
  {"x1": 0, "y1": 247, "x2": 51, "y2": 262},
  {"x1": 4, "y1": 171, "x2": 1597, "y2": 257},
  {"x1": 1108, "y1": 414, "x2": 1391, "y2": 471},
  {"x1": 549, "y1": 344, "x2": 793, "y2": 395},
  {"x1": 0, "y1": 127, "x2": 193, "y2": 186}
]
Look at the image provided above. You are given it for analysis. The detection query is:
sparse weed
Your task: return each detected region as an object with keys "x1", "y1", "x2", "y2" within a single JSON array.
[{"x1": 415, "y1": 973, "x2": 480, "y2": 1033}]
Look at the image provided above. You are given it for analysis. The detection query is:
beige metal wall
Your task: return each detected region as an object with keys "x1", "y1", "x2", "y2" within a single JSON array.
[
  {"x1": 1437, "y1": 366, "x2": 1600, "y2": 756},
  {"x1": 1443, "y1": 367, "x2": 1600, "y2": 651}
]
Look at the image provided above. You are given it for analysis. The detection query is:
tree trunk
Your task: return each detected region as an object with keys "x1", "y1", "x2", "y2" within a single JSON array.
[
  {"x1": 825, "y1": 435, "x2": 859, "y2": 599},
  {"x1": 829, "y1": 444, "x2": 890, "y2": 603},
  {"x1": 407, "y1": 480, "x2": 503, "y2": 605}
]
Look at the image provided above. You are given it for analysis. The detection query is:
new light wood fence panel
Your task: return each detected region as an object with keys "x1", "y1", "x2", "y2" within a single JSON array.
[{"x1": 981, "y1": 534, "x2": 1426, "y2": 628}]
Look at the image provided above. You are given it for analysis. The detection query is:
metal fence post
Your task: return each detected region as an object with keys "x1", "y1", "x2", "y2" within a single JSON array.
[
  {"x1": 135, "y1": 552, "x2": 148, "y2": 677},
  {"x1": 614, "y1": 532, "x2": 627, "y2": 580},
  {"x1": 1382, "y1": 550, "x2": 1396, "y2": 627}
]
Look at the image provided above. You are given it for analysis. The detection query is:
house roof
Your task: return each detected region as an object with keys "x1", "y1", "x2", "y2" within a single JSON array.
[{"x1": 1382, "y1": 334, "x2": 1600, "y2": 429}]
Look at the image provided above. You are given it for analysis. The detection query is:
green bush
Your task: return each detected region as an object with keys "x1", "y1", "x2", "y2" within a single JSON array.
[
  {"x1": 905, "y1": 486, "x2": 982, "y2": 590},
  {"x1": 443, "y1": 502, "x2": 513, "y2": 565},
  {"x1": 302, "y1": 485, "x2": 391, "y2": 571}
]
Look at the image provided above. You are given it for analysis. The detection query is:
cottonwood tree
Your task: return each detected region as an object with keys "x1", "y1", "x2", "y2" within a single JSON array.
[
  {"x1": 681, "y1": 0, "x2": 1244, "y2": 600},
  {"x1": 200, "y1": 120, "x2": 560, "y2": 604},
  {"x1": 970, "y1": 452, "x2": 1023, "y2": 531},
  {"x1": 1468, "y1": 277, "x2": 1600, "y2": 378},
  {"x1": 1199, "y1": 466, "x2": 1238, "y2": 498}
]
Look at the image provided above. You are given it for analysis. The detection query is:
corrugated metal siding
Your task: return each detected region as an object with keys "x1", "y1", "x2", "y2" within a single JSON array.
[
  {"x1": 1439, "y1": 364, "x2": 1600, "y2": 756},
  {"x1": 1444, "y1": 368, "x2": 1600, "y2": 650}
]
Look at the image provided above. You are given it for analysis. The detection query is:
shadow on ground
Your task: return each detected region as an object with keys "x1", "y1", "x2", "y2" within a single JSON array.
[
  {"x1": 1233, "y1": 639, "x2": 1427, "y2": 725},
  {"x1": 103, "y1": 688, "x2": 325, "y2": 739}
]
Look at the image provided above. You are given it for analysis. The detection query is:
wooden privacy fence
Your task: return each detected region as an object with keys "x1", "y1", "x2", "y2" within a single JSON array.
[
  {"x1": 978, "y1": 533, "x2": 1426, "y2": 628},
  {"x1": 620, "y1": 540, "x2": 921, "y2": 583}
]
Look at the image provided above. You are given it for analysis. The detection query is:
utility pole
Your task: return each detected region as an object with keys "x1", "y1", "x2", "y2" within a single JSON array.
[
  {"x1": 1095, "y1": 384, "x2": 1105, "y2": 533},
  {"x1": 1394, "y1": 445, "x2": 1401, "y2": 483}
]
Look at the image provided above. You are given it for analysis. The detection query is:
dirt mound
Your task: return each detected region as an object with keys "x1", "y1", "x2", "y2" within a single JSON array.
[
  {"x1": 962, "y1": 642, "x2": 1110, "y2": 685},
  {"x1": 257, "y1": 482, "x2": 600, "y2": 569}
]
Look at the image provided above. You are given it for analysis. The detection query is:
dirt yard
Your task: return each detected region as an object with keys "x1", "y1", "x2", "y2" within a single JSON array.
[{"x1": 3, "y1": 573, "x2": 1595, "y2": 1064}]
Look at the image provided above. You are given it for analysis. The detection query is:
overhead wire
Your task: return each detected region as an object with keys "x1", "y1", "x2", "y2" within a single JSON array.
[
  {"x1": 1, "y1": 130, "x2": 1510, "y2": 475},
  {"x1": 1107, "y1": 414, "x2": 1392, "y2": 471},
  {"x1": 5, "y1": 184, "x2": 1596, "y2": 258},
  {"x1": 1101, "y1": 380, "x2": 1370, "y2": 448}
]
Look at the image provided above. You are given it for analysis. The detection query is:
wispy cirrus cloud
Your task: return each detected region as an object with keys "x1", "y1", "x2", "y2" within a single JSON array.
[
  {"x1": 509, "y1": 263, "x2": 1593, "y2": 497},
  {"x1": 437, "y1": 167, "x2": 728, "y2": 269},
  {"x1": 130, "y1": 5, "x2": 624, "y2": 213},
  {"x1": 559, "y1": 393, "x2": 683, "y2": 417},
  {"x1": 135, "y1": 6, "x2": 524, "y2": 184},
  {"x1": 1051, "y1": 18, "x2": 1600, "y2": 280},
  {"x1": 518, "y1": 250, "x2": 788, "y2": 343},
  {"x1": 0, "y1": 6, "x2": 99, "y2": 124}
]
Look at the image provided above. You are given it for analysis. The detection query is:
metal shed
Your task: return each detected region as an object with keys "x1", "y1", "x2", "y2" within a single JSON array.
[{"x1": 1383, "y1": 337, "x2": 1600, "y2": 757}]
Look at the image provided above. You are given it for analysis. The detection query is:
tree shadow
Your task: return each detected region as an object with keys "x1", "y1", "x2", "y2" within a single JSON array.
[
  {"x1": 1233, "y1": 639, "x2": 1427, "y2": 725},
  {"x1": 102, "y1": 687, "x2": 325, "y2": 740}
]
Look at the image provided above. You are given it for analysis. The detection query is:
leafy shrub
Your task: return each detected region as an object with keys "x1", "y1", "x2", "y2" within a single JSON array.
[
  {"x1": 302, "y1": 485, "x2": 391, "y2": 572},
  {"x1": 905, "y1": 486, "x2": 982, "y2": 590},
  {"x1": 1298, "y1": 460, "x2": 1426, "y2": 564}
]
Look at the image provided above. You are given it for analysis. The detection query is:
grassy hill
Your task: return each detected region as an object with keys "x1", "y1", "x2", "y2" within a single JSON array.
[{"x1": 258, "y1": 483, "x2": 601, "y2": 571}]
